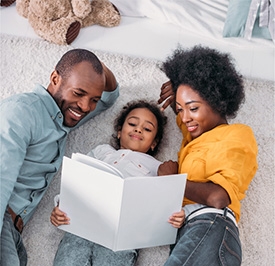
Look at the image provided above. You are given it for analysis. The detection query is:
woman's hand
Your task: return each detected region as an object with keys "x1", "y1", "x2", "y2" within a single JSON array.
[
  {"x1": 50, "y1": 206, "x2": 70, "y2": 227},
  {"x1": 168, "y1": 209, "x2": 185, "y2": 228},
  {"x1": 158, "y1": 81, "x2": 176, "y2": 112},
  {"x1": 158, "y1": 160, "x2": 178, "y2": 176}
]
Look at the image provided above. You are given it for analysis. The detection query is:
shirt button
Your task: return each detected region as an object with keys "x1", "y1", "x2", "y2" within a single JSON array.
[
  {"x1": 59, "y1": 114, "x2": 62, "y2": 118},
  {"x1": 24, "y1": 210, "x2": 27, "y2": 214},
  {"x1": 114, "y1": 161, "x2": 117, "y2": 164}
]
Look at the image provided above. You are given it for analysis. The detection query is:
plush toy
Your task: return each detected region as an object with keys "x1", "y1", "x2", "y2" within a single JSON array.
[
  {"x1": 0, "y1": 0, "x2": 120, "y2": 45},
  {"x1": 0, "y1": 0, "x2": 16, "y2": 6}
]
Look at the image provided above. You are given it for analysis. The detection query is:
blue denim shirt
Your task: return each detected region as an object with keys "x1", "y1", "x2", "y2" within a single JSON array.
[{"x1": 0, "y1": 84, "x2": 119, "y2": 228}]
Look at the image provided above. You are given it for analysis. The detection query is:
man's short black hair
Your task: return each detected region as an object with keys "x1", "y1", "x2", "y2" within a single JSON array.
[{"x1": 55, "y1": 49, "x2": 103, "y2": 79}]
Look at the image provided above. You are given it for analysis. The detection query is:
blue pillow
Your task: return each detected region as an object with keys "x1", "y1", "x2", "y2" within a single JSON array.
[{"x1": 223, "y1": 0, "x2": 271, "y2": 39}]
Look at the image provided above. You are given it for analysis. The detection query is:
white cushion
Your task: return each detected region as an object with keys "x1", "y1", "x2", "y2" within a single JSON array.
[{"x1": 111, "y1": 0, "x2": 229, "y2": 37}]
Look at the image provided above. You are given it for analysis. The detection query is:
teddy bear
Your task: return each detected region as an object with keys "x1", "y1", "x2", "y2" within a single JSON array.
[{"x1": 0, "y1": 0, "x2": 120, "y2": 45}]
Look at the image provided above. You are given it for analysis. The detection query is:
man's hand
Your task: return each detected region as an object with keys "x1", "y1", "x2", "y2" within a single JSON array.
[
  {"x1": 50, "y1": 206, "x2": 70, "y2": 227},
  {"x1": 158, "y1": 160, "x2": 178, "y2": 176},
  {"x1": 158, "y1": 81, "x2": 176, "y2": 112},
  {"x1": 168, "y1": 209, "x2": 185, "y2": 228},
  {"x1": 101, "y1": 62, "x2": 117, "y2": 92}
]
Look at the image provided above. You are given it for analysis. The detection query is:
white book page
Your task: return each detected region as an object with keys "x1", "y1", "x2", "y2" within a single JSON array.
[
  {"x1": 72, "y1": 152, "x2": 124, "y2": 178},
  {"x1": 59, "y1": 156, "x2": 124, "y2": 250},
  {"x1": 115, "y1": 174, "x2": 187, "y2": 251}
]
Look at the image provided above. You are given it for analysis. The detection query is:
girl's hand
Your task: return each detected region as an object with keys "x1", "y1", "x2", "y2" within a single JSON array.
[
  {"x1": 168, "y1": 209, "x2": 185, "y2": 228},
  {"x1": 158, "y1": 160, "x2": 178, "y2": 176},
  {"x1": 50, "y1": 206, "x2": 70, "y2": 227}
]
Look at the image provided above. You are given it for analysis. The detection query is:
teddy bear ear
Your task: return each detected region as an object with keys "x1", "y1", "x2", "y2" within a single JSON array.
[
  {"x1": 0, "y1": 0, "x2": 16, "y2": 7},
  {"x1": 66, "y1": 21, "x2": 81, "y2": 45},
  {"x1": 112, "y1": 3, "x2": 120, "y2": 15}
]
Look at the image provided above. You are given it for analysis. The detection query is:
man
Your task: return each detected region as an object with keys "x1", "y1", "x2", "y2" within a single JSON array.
[{"x1": 0, "y1": 49, "x2": 119, "y2": 265}]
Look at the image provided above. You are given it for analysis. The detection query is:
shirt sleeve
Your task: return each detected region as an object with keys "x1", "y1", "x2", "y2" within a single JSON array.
[
  {"x1": 54, "y1": 195, "x2": 60, "y2": 207},
  {"x1": 86, "y1": 144, "x2": 114, "y2": 160},
  {"x1": 86, "y1": 149, "x2": 96, "y2": 158},
  {"x1": 206, "y1": 126, "x2": 258, "y2": 221},
  {"x1": 0, "y1": 100, "x2": 33, "y2": 229}
]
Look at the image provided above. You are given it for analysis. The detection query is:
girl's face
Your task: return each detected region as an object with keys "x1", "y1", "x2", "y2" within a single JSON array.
[
  {"x1": 118, "y1": 107, "x2": 158, "y2": 153},
  {"x1": 176, "y1": 85, "x2": 227, "y2": 139}
]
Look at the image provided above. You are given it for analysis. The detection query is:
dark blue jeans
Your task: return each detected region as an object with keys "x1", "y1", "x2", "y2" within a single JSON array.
[
  {"x1": 164, "y1": 213, "x2": 242, "y2": 266},
  {"x1": 0, "y1": 210, "x2": 27, "y2": 266}
]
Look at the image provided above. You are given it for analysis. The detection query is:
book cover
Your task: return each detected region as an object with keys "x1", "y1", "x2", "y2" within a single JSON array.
[{"x1": 59, "y1": 153, "x2": 187, "y2": 251}]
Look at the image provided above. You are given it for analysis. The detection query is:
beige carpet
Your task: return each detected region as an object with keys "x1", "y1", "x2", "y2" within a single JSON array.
[{"x1": 1, "y1": 33, "x2": 274, "y2": 266}]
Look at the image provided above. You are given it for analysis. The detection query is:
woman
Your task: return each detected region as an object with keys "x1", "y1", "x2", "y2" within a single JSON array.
[{"x1": 158, "y1": 46, "x2": 258, "y2": 266}]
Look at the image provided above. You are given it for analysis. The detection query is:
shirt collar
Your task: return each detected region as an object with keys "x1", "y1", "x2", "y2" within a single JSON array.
[{"x1": 33, "y1": 84, "x2": 70, "y2": 132}]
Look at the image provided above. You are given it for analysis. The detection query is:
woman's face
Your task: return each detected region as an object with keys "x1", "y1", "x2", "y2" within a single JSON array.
[
  {"x1": 176, "y1": 85, "x2": 227, "y2": 139},
  {"x1": 118, "y1": 108, "x2": 158, "y2": 153}
]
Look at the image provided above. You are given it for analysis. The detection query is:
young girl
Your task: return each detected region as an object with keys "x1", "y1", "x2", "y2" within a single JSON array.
[{"x1": 51, "y1": 100, "x2": 184, "y2": 266}]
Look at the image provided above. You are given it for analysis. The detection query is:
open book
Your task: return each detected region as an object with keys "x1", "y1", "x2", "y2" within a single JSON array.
[{"x1": 59, "y1": 153, "x2": 187, "y2": 251}]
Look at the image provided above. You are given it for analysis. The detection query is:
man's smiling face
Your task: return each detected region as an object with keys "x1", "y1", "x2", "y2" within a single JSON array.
[{"x1": 49, "y1": 61, "x2": 106, "y2": 127}]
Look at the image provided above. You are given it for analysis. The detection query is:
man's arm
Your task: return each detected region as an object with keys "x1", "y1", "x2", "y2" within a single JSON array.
[
  {"x1": 101, "y1": 62, "x2": 117, "y2": 92},
  {"x1": 0, "y1": 101, "x2": 30, "y2": 229}
]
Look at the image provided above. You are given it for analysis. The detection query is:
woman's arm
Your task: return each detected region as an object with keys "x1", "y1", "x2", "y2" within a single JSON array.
[
  {"x1": 158, "y1": 159, "x2": 230, "y2": 209},
  {"x1": 185, "y1": 181, "x2": 230, "y2": 209}
]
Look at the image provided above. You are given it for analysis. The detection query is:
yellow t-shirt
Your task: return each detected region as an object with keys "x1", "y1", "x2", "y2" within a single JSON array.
[{"x1": 177, "y1": 114, "x2": 258, "y2": 222}]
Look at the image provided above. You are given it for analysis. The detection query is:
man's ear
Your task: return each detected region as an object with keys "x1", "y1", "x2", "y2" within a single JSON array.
[
  {"x1": 117, "y1": 131, "x2": 121, "y2": 139},
  {"x1": 50, "y1": 70, "x2": 61, "y2": 86},
  {"x1": 48, "y1": 70, "x2": 61, "y2": 94}
]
